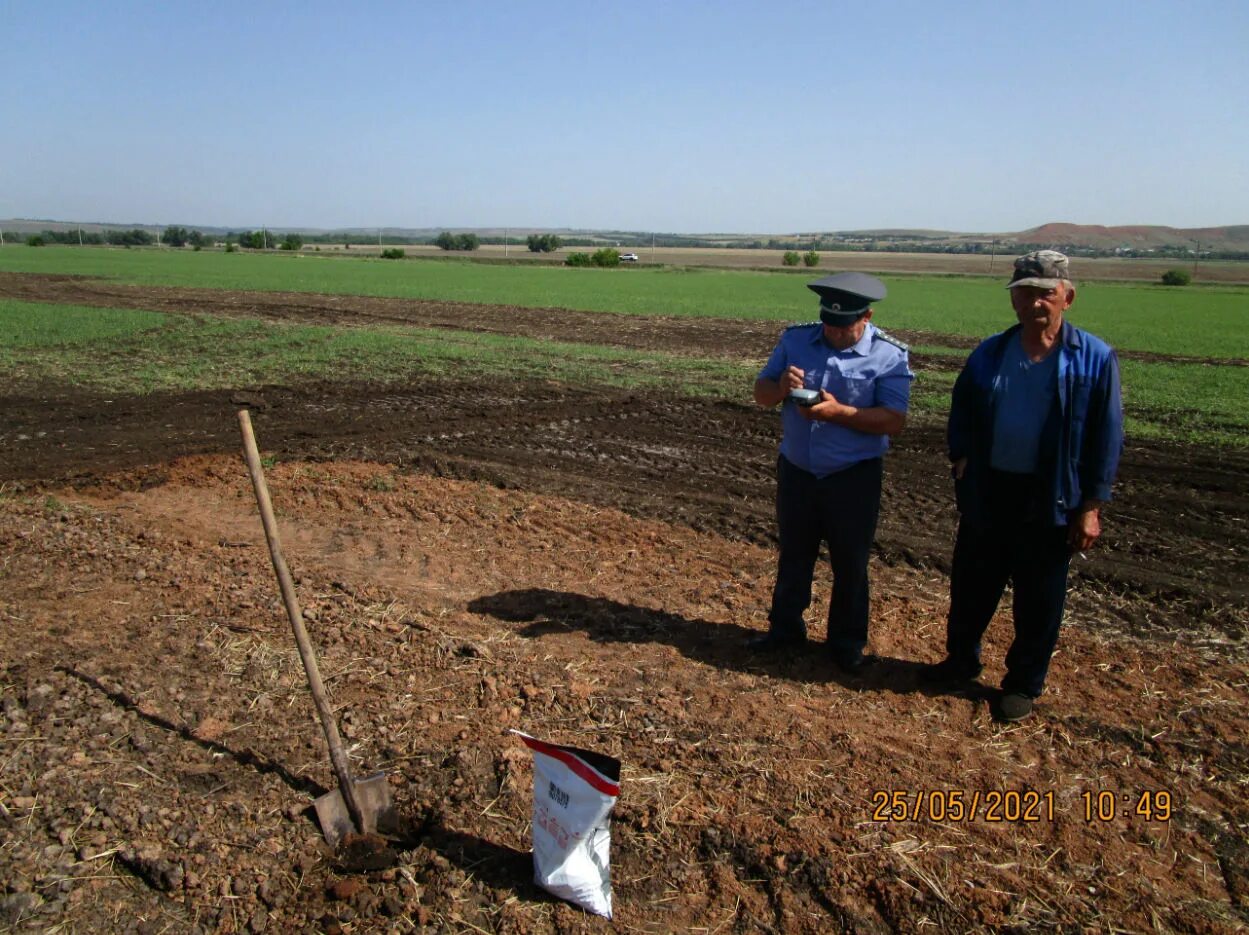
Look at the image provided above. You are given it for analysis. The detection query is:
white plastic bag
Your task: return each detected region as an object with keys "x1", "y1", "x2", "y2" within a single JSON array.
[{"x1": 512, "y1": 730, "x2": 620, "y2": 918}]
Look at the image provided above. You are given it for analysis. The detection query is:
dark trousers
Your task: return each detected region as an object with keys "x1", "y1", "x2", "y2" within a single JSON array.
[
  {"x1": 767, "y1": 455, "x2": 882, "y2": 655},
  {"x1": 946, "y1": 471, "x2": 1072, "y2": 698}
]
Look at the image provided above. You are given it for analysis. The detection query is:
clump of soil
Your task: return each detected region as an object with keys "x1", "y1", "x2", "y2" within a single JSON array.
[{"x1": 334, "y1": 834, "x2": 399, "y2": 875}]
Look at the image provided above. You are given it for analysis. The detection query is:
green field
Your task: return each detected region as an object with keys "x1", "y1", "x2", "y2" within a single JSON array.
[
  {"x1": 0, "y1": 299, "x2": 750, "y2": 398},
  {"x1": 2, "y1": 247, "x2": 1247, "y2": 359},
  {"x1": 1, "y1": 249, "x2": 1245, "y2": 446},
  {"x1": 3, "y1": 298, "x2": 1245, "y2": 447}
]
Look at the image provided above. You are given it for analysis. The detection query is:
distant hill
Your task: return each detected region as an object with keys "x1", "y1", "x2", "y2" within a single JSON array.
[{"x1": 1013, "y1": 223, "x2": 1249, "y2": 250}]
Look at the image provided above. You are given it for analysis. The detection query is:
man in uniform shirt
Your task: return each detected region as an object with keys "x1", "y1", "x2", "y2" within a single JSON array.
[
  {"x1": 751, "y1": 272, "x2": 914, "y2": 673},
  {"x1": 921, "y1": 251, "x2": 1123, "y2": 721}
]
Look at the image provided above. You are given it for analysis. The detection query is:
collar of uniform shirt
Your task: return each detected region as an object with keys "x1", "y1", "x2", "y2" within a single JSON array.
[{"x1": 808, "y1": 321, "x2": 874, "y2": 356}]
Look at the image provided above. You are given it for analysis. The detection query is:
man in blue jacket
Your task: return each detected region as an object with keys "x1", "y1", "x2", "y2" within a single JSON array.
[{"x1": 921, "y1": 251, "x2": 1123, "y2": 721}]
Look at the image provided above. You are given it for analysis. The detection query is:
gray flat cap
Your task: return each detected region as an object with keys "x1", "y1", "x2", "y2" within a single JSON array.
[{"x1": 1008, "y1": 250, "x2": 1071, "y2": 289}]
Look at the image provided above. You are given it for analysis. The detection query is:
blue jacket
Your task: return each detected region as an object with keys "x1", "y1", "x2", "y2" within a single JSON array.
[{"x1": 949, "y1": 320, "x2": 1124, "y2": 527}]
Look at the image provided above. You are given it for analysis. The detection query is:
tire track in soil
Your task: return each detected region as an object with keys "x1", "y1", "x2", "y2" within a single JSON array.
[{"x1": 1, "y1": 377, "x2": 1246, "y2": 640}]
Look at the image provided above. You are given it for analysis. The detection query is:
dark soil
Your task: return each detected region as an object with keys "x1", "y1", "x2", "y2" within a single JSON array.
[
  {"x1": 1, "y1": 274, "x2": 1247, "y2": 933},
  {"x1": 3, "y1": 378, "x2": 1246, "y2": 639}
]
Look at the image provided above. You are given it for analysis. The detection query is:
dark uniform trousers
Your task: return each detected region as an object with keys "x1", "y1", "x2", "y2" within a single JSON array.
[
  {"x1": 946, "y1": 470, "x2": 1072, "y2": 698},
  {"x1": 768, "y1": 454, "x2": 882, "y2": 654}
]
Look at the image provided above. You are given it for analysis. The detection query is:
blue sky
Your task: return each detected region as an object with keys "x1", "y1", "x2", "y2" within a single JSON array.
[{"x1": 2, "y1": 0, "x2": 1247, "y2": 233}]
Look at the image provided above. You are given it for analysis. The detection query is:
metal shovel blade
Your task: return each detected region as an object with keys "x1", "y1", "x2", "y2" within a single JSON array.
[{"x1": 314, "y1": 773, "x2": 397, "y2": 848}]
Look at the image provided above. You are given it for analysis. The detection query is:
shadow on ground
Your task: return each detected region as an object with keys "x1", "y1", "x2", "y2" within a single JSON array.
[{"x1": 469, "y1": 587, "x2": 987, "y2": 709}]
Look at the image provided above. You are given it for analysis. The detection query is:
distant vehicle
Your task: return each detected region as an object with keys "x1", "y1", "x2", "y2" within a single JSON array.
[{"x1": 620, "y1": 252, "x2": 639, "y2": 262}]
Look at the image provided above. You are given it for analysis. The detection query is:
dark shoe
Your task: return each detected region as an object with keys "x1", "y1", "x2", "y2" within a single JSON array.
[
  {"x1": 746, "y1": 631, "x2": 807, "y2": 654},
  {"x1": 918, "y1": 657, "x2": 983, "y2": 686},
  {"x1": 831, "y1": 650, "x2": 872, "y2": 675},
  {"x1": 998, "y1": 693, "x2": 1034, "y2": 722}
]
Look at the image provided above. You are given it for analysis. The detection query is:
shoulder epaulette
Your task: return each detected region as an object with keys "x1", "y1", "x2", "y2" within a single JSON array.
[
  {"x1": 873, "y1": 328, "x2": 910, "y2": 353},
  {"x1": 784, "y1": 320, "x2": 822, "y2": 331}
]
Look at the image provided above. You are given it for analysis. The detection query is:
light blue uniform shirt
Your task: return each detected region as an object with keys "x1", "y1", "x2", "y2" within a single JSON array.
[{"x1": 759, "y1": 321, "x2": 914, "y2": 478}]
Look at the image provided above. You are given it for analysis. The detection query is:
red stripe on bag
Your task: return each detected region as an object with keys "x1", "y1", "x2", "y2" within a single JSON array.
[{"x1": 519, "y1": 735, "x2": 621, "y2": 797}]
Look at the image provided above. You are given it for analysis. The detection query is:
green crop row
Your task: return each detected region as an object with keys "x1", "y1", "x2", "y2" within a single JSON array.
[
  {"x1": 0, "y1": 299, "x2": 746, "y2": 397},
  {"x1": 2, "y1": 247, "x2": 1247, "y2": 359},
  {"x1": 2, "y1": 299, "x2": 1245, "y2": 447}
]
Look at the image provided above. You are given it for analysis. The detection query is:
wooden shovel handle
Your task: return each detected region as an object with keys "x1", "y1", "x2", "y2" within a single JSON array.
[{"x1": 237, "y1": 410, "x2": 365, "y2": 834}]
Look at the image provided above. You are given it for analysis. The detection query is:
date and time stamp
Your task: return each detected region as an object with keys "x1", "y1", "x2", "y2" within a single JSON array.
[{"x1": 869, "y1": 789, "x2": 1172, "y2": 824}]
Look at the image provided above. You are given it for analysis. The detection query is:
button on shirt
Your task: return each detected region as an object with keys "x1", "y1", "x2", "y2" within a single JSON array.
[{"x1": 759, "y1": 322, "x2": 914, "y2": 477}]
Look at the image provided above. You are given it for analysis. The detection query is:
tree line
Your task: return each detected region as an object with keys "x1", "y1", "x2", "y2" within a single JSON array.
[
  {"x1": 430, "y1": 233, "x2": 564, "y2": 253},
  {"x1": 20, "y1": 228, "x2": 167, "y2": 247},
  {"x1": 16, "y1": 227, "x2": 301, "y2": 249},
  {"x1": 21, "y1": 226, "x2": 1244, "y2": 262}
]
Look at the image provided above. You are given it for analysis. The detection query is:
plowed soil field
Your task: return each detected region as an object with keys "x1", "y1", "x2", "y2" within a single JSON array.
[{"x1": 2, "y1": 276, "x2": 1247, "y2": 933}]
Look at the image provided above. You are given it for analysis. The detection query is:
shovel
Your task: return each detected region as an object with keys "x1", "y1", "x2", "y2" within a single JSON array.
[{"x1": 238, "y1": 409, "x2": 396, "y2": 848}]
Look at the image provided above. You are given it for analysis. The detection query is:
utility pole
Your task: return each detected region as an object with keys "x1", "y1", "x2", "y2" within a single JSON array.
[
  {"x1": 988, "y1": 239, "x2": 997, "y2": 274},
  {"x1": 1192, "y1": 239, "x2": 1200, "y2": 280},
  {"x1": 651, "y1": 231, "x2": 656, "y2": 260},
  {"x1": 78, "y1": 227, "x2": 83, "y2": 246},
  {"x1": 504, "y1": 228, "x2": 508, "y2": 258}
]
